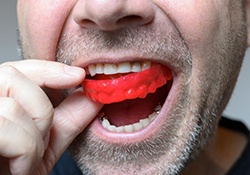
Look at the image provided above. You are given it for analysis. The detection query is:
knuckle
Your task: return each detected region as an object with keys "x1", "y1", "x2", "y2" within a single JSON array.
[
  {"x1": 0, "y1": 64, "x2": 19, "y2": 75},
  {"x1": 10, "y1": 137, "x2": 45, "y2": 175},
  {"x1": 4, "y1": 98, "x2": 20, "y2": 110},
  {"x1": 0, "y1": 61, "x2": 13, "y2": 67},
  {"x1": 0, "y1": 98, "x2": 24, "y2": 118},
  {"x1": 23, "y1": 135, "x2": 45, "y2": 161},
  {"x1": 0, "y1": 65, "x2": 21, "y2": 96}
]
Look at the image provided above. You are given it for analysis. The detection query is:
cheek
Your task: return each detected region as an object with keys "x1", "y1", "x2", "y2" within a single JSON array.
[
  {"x1": 158, "y1": 1, "x2": 228, "y2": 72},
  {"x1": 167, "y1": 1, "x2": 222, "y2": 51},
  {"x1": 155, "y1": 1, "x2": 236, "y2": 103},
  {"x1": 17, "y1": 0, "x2": 77, "y2": 60}
]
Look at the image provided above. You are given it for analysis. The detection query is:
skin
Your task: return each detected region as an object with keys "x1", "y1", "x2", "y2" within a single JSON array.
[{"x1": 0, "y1": 0, "x2": 250, "y2": 174}]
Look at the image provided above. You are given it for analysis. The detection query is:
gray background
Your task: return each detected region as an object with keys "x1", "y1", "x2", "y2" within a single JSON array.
[{"x1": 1, "y1": 1, "x2": 250, "y2": 127}]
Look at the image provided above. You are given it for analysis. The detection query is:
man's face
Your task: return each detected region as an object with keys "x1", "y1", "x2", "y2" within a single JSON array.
[{"x1": 17, "y1": 0, "x2": 247, "y2": 174}]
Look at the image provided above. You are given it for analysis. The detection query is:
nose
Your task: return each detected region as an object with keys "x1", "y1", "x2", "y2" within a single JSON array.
[{"x1": 72, "y1": 0, "x2": 155, "y2": 31}]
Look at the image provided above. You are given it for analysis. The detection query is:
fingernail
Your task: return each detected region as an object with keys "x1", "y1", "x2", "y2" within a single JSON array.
[{"x1": 64, "y1": 66, "x2": 85, "y2": 77}]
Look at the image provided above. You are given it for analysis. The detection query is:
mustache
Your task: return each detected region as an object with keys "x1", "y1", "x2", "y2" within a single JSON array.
[{"x1": 56, "y1": 28, "x2": 192, "y2": 71}]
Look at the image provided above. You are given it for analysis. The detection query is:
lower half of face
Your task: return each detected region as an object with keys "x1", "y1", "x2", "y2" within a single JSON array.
[
  {"x1": 18, "y1": 1, "x2": 247, "y2": 174},
  {"x1": 67, "y1": 28, "x2": 246, "y2": 174}
]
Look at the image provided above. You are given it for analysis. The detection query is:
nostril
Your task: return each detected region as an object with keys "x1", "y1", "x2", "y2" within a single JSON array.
[
  {"x1": 80, "y1": 19, "x2": 96, "y2": 27},
  {"x1": 73, "y1": 0, "x2": 155, "y2": 31},
  {"x1": 73, "y1": 1, "x2": 155, "y2": 30},
  {"x1": 117, "y1": 15, "x2": 145, "y2": 26},
  {"x1": 79, "y1": 15, "x2": 148, "y2": 30}
]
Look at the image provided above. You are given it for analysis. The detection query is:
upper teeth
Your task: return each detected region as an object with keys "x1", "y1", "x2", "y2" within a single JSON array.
[{"x1": 88, "y1": 61, "x2": 151, "y2": 76}]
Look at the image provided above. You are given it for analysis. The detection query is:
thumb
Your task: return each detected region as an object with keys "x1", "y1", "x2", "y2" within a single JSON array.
[{"x1": 42, "y1": 89, "x2": 102, "y2": 171}]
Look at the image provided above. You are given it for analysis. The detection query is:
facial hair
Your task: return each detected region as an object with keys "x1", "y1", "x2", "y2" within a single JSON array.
[
  {"x1": 56, "y1": 18, "x2": 247, "y2": 174},
  {"x1": 56, "y1": 27, "x2": 216, "y2": 175},
  {"x1": 18, "y1": 5, "x2": 247, "y2": 172}
]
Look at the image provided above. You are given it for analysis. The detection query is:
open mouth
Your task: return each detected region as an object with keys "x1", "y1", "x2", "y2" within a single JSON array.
[{"x1": 82, "y1": 61, "x2": 173, "y2": 134}]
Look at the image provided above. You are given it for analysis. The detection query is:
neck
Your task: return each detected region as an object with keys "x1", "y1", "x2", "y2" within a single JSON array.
[{"x1": 181, "y1": 126, "x2": 248, "y2": 175}]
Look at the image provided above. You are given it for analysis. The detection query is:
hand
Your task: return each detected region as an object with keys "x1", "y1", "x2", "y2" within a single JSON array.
[{"x1": 0, "y1": 60, "x2": 102, "y2": 175}]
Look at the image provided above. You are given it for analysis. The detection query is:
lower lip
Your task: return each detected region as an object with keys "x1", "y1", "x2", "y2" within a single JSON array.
[{"x1": 90, "y1": 116, "x2": 161, "y2": 143}]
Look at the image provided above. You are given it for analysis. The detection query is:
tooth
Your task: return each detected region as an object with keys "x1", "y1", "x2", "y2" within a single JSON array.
[
  {"x1": 116, "y1": 126, "x2": 125, "y2": 133},
  {"x1": 88, "y1": 61, "x2": 152, "y2": 76},
  {"x1": 102, "y1": 119, "x2": 110, "y2": 129},
  {"x1": 117, "y1": 62, "x2": 131, "y2": 73},
  {"x1": 154, "y1": 104, "x2": 161, "y2": 113},
  {"x1": 104, "y1": 64, "x2": 118, "y2": 75},
  {"x1": 88, "y1": 65, "x2": 96, "y2": 76},
  {"x1": 131, "y1": 62, "x2": 141, "y2": 72},
  {"x1": 142, "y1": 61, "x2": 151, "y2": 71},
  {"x1": 100, "y1": 103, "x2": 161, "y2": 133},
  {"x1": 148, "y1": 112, "x2": 157, "y2": 121},
  {"x1": 108, "y1": 125, "x2": 116, "y2": 132},
  {"x1": 139, "y1": 118, "x2": 150, "y2": 127},
  {"x1": 133, "y1": 122, "x2": 143, "y2": 131},
  {"x1": 96, "y1": 64, "x2": 104, "y2": 74},
  {"x1": 124, "y1": 125, "x2": 134, "y2": 132}
]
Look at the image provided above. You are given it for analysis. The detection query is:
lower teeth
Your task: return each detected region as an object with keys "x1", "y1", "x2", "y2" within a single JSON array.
[{"x1": 100, "y1": 104, "x2": 161, "y2": 133}]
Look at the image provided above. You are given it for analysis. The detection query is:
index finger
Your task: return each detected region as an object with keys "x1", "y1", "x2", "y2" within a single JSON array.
[{"x1": 1, "y1": 59, "x2": 85, "y2": 89}]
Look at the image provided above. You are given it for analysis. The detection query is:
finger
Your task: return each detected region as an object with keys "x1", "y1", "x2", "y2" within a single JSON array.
[
  {"x1": 0, "y1": 97, "x2": 45, "y2": 145},
  {"x1": 1, "y1": 59, "x2": 85, "y2": 89},
  {"x1": 0, "y1": 66, "x2": 53, "y2": 136},
  {"x1": 42, "y1": 89, "x2": 103, "y2": 171},
  {"x1": 0, "y1": 117, "x2": 44, "y2": 175}
]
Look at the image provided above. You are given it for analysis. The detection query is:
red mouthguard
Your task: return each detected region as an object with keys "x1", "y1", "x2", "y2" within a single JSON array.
[{"x1": 82, "y1": 64, "x2": 172, "y2": 104}]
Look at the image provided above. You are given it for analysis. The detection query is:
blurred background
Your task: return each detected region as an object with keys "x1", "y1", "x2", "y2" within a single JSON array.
[{"x1": 0, "y1": 1, "x2": 249, "y2": 127}]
